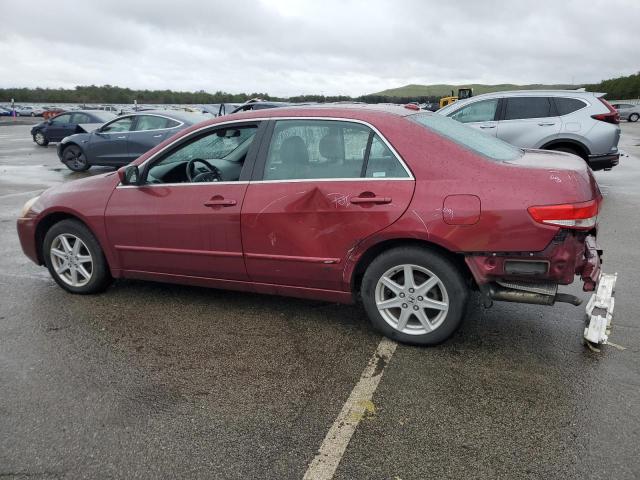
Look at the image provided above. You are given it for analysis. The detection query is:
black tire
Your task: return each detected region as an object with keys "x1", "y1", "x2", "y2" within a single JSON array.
[
  {"x1": 43, "y1": 219, "x2": 112, "y2": 294},
  {"x1": 33, "y1": 131, "x2": 48, "y2": 146},
  {"x1": 629, "y1": 113, "x2": 639, "y2": 123},
  {"x1": 62, "y1": 144, "x2": 90, "y2": 171},
  {"x1": 361, "y1": 247, "x2": 468, "y2": 346},
  {"x1": 31, "y1": 112, "x2": 35, "y2": 117}
]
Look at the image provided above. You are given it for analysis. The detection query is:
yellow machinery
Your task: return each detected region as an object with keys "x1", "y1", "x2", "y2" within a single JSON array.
[{"x1": 439, "y1": 88, "x2": 473, "y2": 108}]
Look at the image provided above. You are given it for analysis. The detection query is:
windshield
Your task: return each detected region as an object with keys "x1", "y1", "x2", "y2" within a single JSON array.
[{"x1": 409, "y1": 113, "x2": 522, "y2": 161}]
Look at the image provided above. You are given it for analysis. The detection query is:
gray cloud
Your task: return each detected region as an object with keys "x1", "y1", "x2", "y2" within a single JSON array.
[{"x1": 0, "y1": 0, "x2": 638, "y2": 97}]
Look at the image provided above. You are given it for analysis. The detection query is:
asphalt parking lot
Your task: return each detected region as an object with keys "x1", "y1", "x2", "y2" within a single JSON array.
[{"x1": 1, "y1": 119, "x2": 639, "y2": 480}]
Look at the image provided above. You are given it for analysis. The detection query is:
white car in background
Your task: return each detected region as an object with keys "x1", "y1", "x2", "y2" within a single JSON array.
[
  {"x1": 612, "y1": 103, "x2": 640, "y2": 122},
  {"x1": 15, "y1": 105, "x2": 45, "y2": 117},
  {"x1": 437, "y1": 90, "x2": 621, "y2": 171}
]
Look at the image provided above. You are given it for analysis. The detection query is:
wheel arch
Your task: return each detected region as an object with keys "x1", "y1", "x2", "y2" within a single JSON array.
[
  {"x1": 348, "y1": 237, "x2": 476, "y2": 298},
  {"x1": 35, "y1": 212, "x2": 112, "y2": 276},
  {"x1": 539, "y1": 138, "x2": 590, "y2": 160}
]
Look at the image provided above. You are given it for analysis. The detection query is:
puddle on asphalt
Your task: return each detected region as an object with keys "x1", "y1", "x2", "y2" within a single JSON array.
[{"x1": 0, "y1": 164, "x2": 111, "y2": 188}]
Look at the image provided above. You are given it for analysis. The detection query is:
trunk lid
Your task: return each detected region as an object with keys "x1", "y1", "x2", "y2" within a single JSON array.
[{"x1": 504, "y1": 148, "x2": 601, "y2": 203}]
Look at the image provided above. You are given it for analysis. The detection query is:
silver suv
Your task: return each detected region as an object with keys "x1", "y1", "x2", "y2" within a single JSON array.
[{"x1": 437, "y1": 90, "x2": 621, "y2": 170}]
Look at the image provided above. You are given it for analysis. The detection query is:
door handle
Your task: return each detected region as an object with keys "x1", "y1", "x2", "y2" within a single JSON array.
[
  {"x1": 116, "y1": 135, "x2": 126, "y2": 139},
  {"x1": 152, "y1": 134, "x2": 163, "y2": 138},
  {"x1": 479, "y1": 125, "x2": 496, "y2": 129},
  {"x1": 204, "y1": 197, "x2": 237, "y2": 207},
  {"x1": 350, "y1": 196, "x2": 392, "y2": 205},
  {"x1": 538, "y1": 123, "x2": 555, "y2": 126}
]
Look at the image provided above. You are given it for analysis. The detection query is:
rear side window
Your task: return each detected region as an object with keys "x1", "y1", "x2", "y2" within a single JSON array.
[
  {"x1": 72, "y1": 113, "x2": 92, "y2": 123},
  {"x1": 135, "y1": 115, "x2": 170, "y2": 131},
  {"x1": 504, "y1": 97, "x2": 553, "y2": 120},
  {"x1": 554, "y1": 97, "x2": 587, "y2": 116},
  {"x1": 263, "y1": 120, "x2": 409, "y2": 180},
  {"x1": 411, "y1": 113, "x2": 522, "y2": 161}
]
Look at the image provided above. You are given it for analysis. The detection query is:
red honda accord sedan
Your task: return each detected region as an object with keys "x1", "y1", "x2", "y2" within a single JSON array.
[{"x1": 16, "y1": 105, "x2": 616, "y2": 345}]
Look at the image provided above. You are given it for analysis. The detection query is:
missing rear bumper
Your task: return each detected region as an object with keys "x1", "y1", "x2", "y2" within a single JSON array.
[{"x1": 584, "y1": 272, "x2": 617, "y2": 346}]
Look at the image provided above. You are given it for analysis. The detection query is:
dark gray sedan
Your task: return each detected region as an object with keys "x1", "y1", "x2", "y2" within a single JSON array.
[{"x1": 56, "y1": 111, "x2": 208, "y2": 171}]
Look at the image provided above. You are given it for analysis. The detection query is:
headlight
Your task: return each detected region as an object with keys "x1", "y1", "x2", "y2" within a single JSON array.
[{"x1": 20, "y1": 195, "x2": 40, "y2": 217}]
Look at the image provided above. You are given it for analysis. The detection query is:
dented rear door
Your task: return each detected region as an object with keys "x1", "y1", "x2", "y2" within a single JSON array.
[{"x1": 241, "y1": 118, "x2": 415, "y2": 291}]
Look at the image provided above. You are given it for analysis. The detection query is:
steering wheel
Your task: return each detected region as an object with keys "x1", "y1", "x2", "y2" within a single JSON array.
[{"x1": 186, "y1": 158, "x2": 223, "y2": 182}]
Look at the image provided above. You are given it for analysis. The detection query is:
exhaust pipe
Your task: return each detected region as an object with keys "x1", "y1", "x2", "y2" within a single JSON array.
[{"x1": 488, "y1": 284, "x2": 582, "y2": 306}]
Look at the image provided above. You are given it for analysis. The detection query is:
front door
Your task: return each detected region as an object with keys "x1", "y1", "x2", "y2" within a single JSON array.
[
  {"x1": 87, "y1": 116, "x2": 134, "y2": 165},
  {"x1": 105, "y1": 121, "x2": 263, "y2": 281},
  {"x1": 241, "y1": 119, "x2": 415, "y2": 291},
  {"x1": 447, "y1": 98, "x2": 500, "y2": 136}
]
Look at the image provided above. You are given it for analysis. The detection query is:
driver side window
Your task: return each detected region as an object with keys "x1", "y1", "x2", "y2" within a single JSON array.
[{"x1": 146, "y1": 124, "x2": 258, "y2": 184}]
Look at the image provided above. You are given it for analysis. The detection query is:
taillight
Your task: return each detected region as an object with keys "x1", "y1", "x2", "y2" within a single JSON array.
[
  {"x1": 592, "y1": 97, "x2": 620, "y2": 124},
  {"x1": 527, "y1": 199, "x2": 598, "y2": 230},
  {"x1": 404, "y1": 103, "x2": 420, "y2": 111}
]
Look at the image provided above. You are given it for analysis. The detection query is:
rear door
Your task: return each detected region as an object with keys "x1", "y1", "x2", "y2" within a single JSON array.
[
  {"x1": 127, "y1": 115, "x2": 181, "y2": 162},
  {"x1": 86, "y1": 116, "x2": 134, "y2": 165},
  {"x1": 496, "y1": 96, "x2": 561, "y2": 148},
  {"x1": 241, "y1": 119, "x2": 415, "y2": 291},
  {"x1": 447, "y1": 98, "x2": 500, "y2": 135}
]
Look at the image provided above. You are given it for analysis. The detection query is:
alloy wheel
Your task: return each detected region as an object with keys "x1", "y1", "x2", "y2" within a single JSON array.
[
  {"x1": 375, "y1": 264, "x2": 449, "y2": 335},
  {"x1": 49, "y1": 233, "x2": 93, "y2": 287},
  {"x1": 64, "y1": 147, "x2": 87, "y2": 170}
]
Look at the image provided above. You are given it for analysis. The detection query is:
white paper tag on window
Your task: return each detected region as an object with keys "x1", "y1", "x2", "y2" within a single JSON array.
[{"x1": 372, "y1": 172, "x2": 386, "y2": 178}]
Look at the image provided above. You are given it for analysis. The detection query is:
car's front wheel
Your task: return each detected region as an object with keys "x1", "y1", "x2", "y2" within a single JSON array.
[
  {"x1": 629, "y1": 113, "x2": 639, "y2": 122},
  {"x1": 361, "y1": 247, "x2": 468, "y2": 346},
  {"x1": 62, "y1": 145, "x2": 90, "y2": 171},
  {"x1": 43, "y1": 219, "x2": 112, "y2": 294},
  {"x1": 33, "y1": 131, "x2": 48, "y2": 146}
]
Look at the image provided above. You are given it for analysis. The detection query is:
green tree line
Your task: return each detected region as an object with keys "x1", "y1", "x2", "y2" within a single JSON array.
[
  {"x1": 585, "y1": 72, "x2": 640, "y2": 99},
  {"x1": 0, "y1": 84, "x2": 438, "y2": 105}
]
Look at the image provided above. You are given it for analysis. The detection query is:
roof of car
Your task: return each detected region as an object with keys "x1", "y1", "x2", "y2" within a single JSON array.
[
  {"x1": 226, "y1": 103, "x2": 422, "y2": 120},
  {"x1": 120, "y1": 109, "x2": 209, "y2": 125}
]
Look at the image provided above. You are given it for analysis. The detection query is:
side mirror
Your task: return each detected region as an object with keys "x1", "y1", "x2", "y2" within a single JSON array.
[{"x1": 117, "y1": 165, "x2": 140, "y2": 185}]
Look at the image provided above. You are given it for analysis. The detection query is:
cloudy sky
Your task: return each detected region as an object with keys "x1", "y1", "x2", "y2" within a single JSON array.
[{"x1": 0, "y1": 0, "x2": 638, "y2": 97}]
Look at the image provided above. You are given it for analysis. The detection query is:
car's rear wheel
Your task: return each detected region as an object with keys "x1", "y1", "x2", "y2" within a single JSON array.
[
  {"x1": 33, "y1": 131, "x2": 48, "y2": 146},
  {"x1": 43, "y1": 219, "x2": 112, "y2": 294},
  {"x1": 31, "y1": 112, "x2": 35, "y2": 117},
  {"x1": 62, "y1": 145, "x2": 90, "y2": 171},
  {"x1": 361, "y1": 247, "x2": 468, "y2": 346},
  {"x1": 550, "y1": 145, "x2": 581, "y2": 157},
  {"x1": 629, "y1": 113, "x2": 639, "y2": 122}
]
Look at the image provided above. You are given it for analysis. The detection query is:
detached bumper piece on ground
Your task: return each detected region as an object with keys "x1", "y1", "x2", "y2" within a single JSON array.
[{"x1": 584, "y1": 272, "x2": 617, "y2": 349}]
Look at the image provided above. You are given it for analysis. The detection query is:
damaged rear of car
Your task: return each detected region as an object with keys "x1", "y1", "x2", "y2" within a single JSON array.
[{"x1": 401, "y1": 113, "x2": 616, "y2": 346}]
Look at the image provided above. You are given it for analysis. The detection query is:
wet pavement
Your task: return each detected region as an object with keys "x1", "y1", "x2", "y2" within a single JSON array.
[{"x1": 1, "y1": 122, "x2": 638, "y2": 479}]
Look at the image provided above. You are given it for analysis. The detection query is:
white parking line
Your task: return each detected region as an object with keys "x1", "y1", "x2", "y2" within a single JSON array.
[
  {"x1": 303, "y1": 338, "x2": 397, "y2": 480},
  {"x1": 0, "y1": 272, "x2": 51, "y2": 282}
]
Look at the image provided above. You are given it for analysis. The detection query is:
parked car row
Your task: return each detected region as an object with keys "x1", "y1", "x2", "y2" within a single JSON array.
[
  {"x1": 28, "y1": 91, "x2": 623, "y2": 176},
  {"x1": 17, "y1": 104, "x2": 616, "y2": 346}
]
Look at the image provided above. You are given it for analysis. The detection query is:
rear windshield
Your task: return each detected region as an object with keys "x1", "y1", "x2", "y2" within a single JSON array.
[{"x1": 409, "y1": 113, "x2": 522, "y2": 161}]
